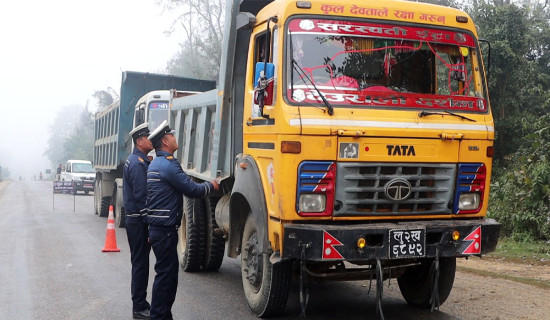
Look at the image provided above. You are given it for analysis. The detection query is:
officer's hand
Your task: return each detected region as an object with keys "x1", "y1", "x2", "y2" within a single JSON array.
[{"x1": 211, "y1": 179, "x2": 220, "y2": 191}]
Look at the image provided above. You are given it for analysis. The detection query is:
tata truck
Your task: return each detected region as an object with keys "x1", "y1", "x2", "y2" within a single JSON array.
[
  {"x1": 135, "y1": 0, "x2": 500, "y2": 317},
  {"x1": 93, "y1": 71, "x2": 215, "y2": 227}
]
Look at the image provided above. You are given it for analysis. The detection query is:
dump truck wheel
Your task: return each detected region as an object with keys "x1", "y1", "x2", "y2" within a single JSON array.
[
  {"x1": 98, "y1": 197, "x2": 111, "y2": 218},
  {"x1": 397, "y1": 257, "x2": 456, "y2": 308},
  {"x1": 241, "y1": 214, "x2": 291, "y2": 317},
  {"x1": 202, "y1": 196, "x2": 225, "y2": 271},
  {"x1": 95, "y1": 181, "x2": 110, "y2": 217},
  {"x1": 177, "y1": 196, "x2": 206, "y2": 272},
  {"x1": 115, "y1": 205, "x2": 126, "y2": 228}
]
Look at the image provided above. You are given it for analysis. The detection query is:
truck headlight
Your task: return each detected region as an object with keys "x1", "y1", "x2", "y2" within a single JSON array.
[
  {"x1": 454, "y1": 163, "x2": 485, "y2": 214},
  {"x1": 299, "y1": 194, "x2": 326, "y2": 212},
  {"x1": 458, "y1": 193, "x2": 480, "y2": 211}
]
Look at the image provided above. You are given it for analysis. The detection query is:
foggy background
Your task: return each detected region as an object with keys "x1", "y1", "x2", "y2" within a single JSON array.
[{"x1": 0, "y1": 0, "x2": 181, "y2": 180}]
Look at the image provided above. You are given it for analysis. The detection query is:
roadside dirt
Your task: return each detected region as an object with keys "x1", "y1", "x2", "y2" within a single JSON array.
[
  {"x1": 458, "y1": 256, "x2": 550, "y2": 283},
  {"x1": 445, "y1": 257, "x2": 550, "y2": 319}
]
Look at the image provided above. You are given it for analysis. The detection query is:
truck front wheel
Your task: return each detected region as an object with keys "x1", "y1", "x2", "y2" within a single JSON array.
[
  {"x1": 241, "y1": 214, "x2": 291, "y2": 317},
  {"x1": 397, "y1": 257, "x2": 456, "y2": 308}
]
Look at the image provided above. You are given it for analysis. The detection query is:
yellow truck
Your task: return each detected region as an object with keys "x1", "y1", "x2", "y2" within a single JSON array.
[{"x1": 148, "y1": 0, "x2": 501, "y2": 317}]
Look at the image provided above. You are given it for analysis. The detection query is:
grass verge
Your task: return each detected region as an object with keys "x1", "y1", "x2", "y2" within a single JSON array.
[
  {"x1": 457, "y1": 265, "x2": 550, "y2": 290},
  {"x1": 486, "y1": 237, "x2": 550, "y2": 265}
]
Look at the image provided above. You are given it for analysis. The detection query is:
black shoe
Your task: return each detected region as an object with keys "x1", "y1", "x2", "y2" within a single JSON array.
[{"x1": 133, "y1": 309, "x2": 150, "y2": 319}]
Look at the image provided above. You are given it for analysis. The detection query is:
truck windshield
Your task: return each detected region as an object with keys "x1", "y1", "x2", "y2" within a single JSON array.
[
  {"x1": 148, "y1": 101, "x2": 170, "y2": 130},
  {"x1": 73, "y1": 163, "x2": 94, "y2": 173},
  {"x1": 287, "y1": 18, "x2": 488, "y2": 113}
]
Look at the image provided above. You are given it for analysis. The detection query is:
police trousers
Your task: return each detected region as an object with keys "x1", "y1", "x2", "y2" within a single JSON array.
[
  {"x1": 125, "y1": 217, "x2": 151, "y2": 312},
  {"x1": 149, "y1": 225, "x2": 179, "y2": 320}
]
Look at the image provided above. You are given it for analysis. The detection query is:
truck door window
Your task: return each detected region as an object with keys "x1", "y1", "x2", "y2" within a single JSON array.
[
  {"x1": 134, "y1": 103, "x2": 145, "y2": 127},
  {"x1": 254, "y1": 32, "x2": 271, "y2": 79},
  {"x1": 253, "y1": 27, "x2": 278, "y2": 81}
]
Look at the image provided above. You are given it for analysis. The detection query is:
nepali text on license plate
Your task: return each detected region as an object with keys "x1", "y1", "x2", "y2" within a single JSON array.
[{"x1": 389, "y1": 228, "x2": 426, "y2": 259}]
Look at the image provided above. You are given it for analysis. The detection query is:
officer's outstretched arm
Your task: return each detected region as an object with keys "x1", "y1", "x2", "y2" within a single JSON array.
[{"x1": 167, "y1": 161, "x2": 214, "y2": 198}]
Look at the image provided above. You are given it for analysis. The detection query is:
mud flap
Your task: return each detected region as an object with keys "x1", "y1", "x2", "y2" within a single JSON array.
[
  {"x1": 299, "y1": 243, "x2": 310, "y2": 319},
  {"x1": 430, "y1": 248, "x2": 441, "y2": 311},
  {"x1": 375, "y1": 259, "x2": 385, "y2": 320}
]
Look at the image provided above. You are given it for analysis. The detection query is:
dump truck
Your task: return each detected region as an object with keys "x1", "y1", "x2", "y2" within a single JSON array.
[
  {"x1": 93, "y1": 71, "x2": 215, "y2": 227},
  {"x1": 134, "y1": 0, "x2": 500, "y2": 317}
]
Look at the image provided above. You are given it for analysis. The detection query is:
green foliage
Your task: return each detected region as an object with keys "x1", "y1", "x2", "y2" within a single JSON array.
[
  {"x1": 470, "y1": 2, "x2": 550, "y2": 160},
  {"x1": 489, "y1": 114, "x2": 550, "y2": 240},
  {"x1": 475, "y1": 1, "x2": 550, "y2": 241},
  {"x1": 489, "y1": 236, "x2": 550, "y2": 263}
]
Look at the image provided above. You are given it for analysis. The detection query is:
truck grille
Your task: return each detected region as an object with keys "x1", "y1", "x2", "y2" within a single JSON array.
[{"x1": 334, "y1": 163, "x2": 456, "y2": 216}]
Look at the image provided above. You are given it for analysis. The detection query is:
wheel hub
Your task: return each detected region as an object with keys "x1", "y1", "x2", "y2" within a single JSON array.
[{"x1": 244, "y1": 233, "x2": 263, "y2": 291}]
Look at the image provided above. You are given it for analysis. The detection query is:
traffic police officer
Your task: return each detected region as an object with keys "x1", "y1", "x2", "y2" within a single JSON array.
[
  {"x1": 147, "y1": 120, "x2": 219, "y2": 320},
  {"x1": 123, "y1": 122, "x2": 153, "y2": 319}
]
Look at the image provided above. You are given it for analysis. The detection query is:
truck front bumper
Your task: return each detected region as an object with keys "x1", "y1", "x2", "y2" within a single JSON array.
[{"x1": 282, "y1": 219, "x2": 500, "y2": 262}]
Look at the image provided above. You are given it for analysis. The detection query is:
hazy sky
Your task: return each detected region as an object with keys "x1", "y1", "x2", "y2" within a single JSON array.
[{"x1": 0, "y1": 0, "x2": 181, "y2": 179}]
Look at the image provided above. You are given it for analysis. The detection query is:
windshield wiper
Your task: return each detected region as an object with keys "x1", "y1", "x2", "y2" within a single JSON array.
[
  {"x1": 289, "y1": 30, "x2": 333, "y2": 116},
  {"x1": 418, "y1": 110, "x2": 476, "y2": 122},
  {"x1": 291, "y1": 59, "x2": 334, "y2": 116}
]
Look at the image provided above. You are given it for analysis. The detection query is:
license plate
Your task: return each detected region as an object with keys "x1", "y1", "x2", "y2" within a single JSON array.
[{"x1": 389, "y1": 228, "x2": 426, "y2": 259}]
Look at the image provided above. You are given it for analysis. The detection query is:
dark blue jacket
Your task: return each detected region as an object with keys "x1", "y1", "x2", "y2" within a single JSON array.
[
  {"x1": 123, "y1": 149, "x2": 151, "y2": 221},
  {"x1": 147, "y1": 150, "x2": 214, "y2": 227}
]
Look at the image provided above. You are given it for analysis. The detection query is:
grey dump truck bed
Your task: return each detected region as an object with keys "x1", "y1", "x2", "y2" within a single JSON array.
[{"x1": 94, "y1": 71, "x2": 216, "y2": 172}]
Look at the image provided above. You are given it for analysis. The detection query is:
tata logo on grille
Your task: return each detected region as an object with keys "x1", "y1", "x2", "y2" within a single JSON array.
[
  {"x1": 386, "y1": 145, "x2": 416, "y2": 156},
  {"x1": 384, "y1": 178, "x2": 412, "y2": 201}
]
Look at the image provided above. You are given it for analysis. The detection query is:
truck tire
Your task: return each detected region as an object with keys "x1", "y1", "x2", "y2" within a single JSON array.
[
  {"x1": 177, "y1": 196, "x2": 206, "y2": 272},
  {"x1": 241, "y1": 214, "x2": 291, "y2": 317},
  {"x1": 397, "y1": 257, "x2": 456, "y2": 308},
  {"x1": 99, "y1": 197, "x2": 111, "y2": 218},
  {"x1": 115, "y1": 204, "x2": 126, "y2": 228},
  {"x1": 202, "y1": 196, "x2": 225, "y2": 271},
  {"x1": 94, "y1": 180, "x2": 111, "y2": 217}
]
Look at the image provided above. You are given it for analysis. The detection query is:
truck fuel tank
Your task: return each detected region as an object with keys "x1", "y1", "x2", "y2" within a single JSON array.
[{"x1": 214, "y1": 194, "x2": 231, "y2": 235}]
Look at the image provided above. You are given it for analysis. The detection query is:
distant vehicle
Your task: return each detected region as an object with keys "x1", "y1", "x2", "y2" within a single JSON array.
[
  {"x1": 93, "y1": 71, "x2": 215, "y2": 226},
  {"x1": 60, "y1": 160, "x2": 95, "y2": 195}
]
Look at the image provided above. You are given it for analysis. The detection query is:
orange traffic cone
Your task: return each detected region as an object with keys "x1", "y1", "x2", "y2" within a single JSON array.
[{"x1": 102, "y1": 205, "x2": 120, "y2": 252}]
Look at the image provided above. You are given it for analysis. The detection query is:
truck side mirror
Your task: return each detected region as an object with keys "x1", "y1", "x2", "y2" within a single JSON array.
[{"x1": 254, "y1": 62, "x2": 275, "y2": 117}]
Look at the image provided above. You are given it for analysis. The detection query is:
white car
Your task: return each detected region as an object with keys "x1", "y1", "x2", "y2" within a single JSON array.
[{"x1": 60, "y1": 160, "x2": 95, "y2": 194}]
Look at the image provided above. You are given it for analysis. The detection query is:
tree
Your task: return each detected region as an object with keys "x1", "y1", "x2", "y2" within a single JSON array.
[
  {"x1": 93, "y1": 90, "x2": 115, "y2": 111},
  {"x1": 159, "y1": 0, "x2": 225, "y2": 80},
  {"x1": 0, "y1": 165, "x2": 10, "y2": 180},
  {"x1": 63, "y1": 105, "x2": 94, "y2": 161},
  {"x1": 43, "y1": 104, "x2": 94, "y2": 168}
]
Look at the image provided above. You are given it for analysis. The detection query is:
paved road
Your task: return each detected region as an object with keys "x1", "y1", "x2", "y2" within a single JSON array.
[{"x1": 1, "y1": 180, "x2": 509, "y2": 319}]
